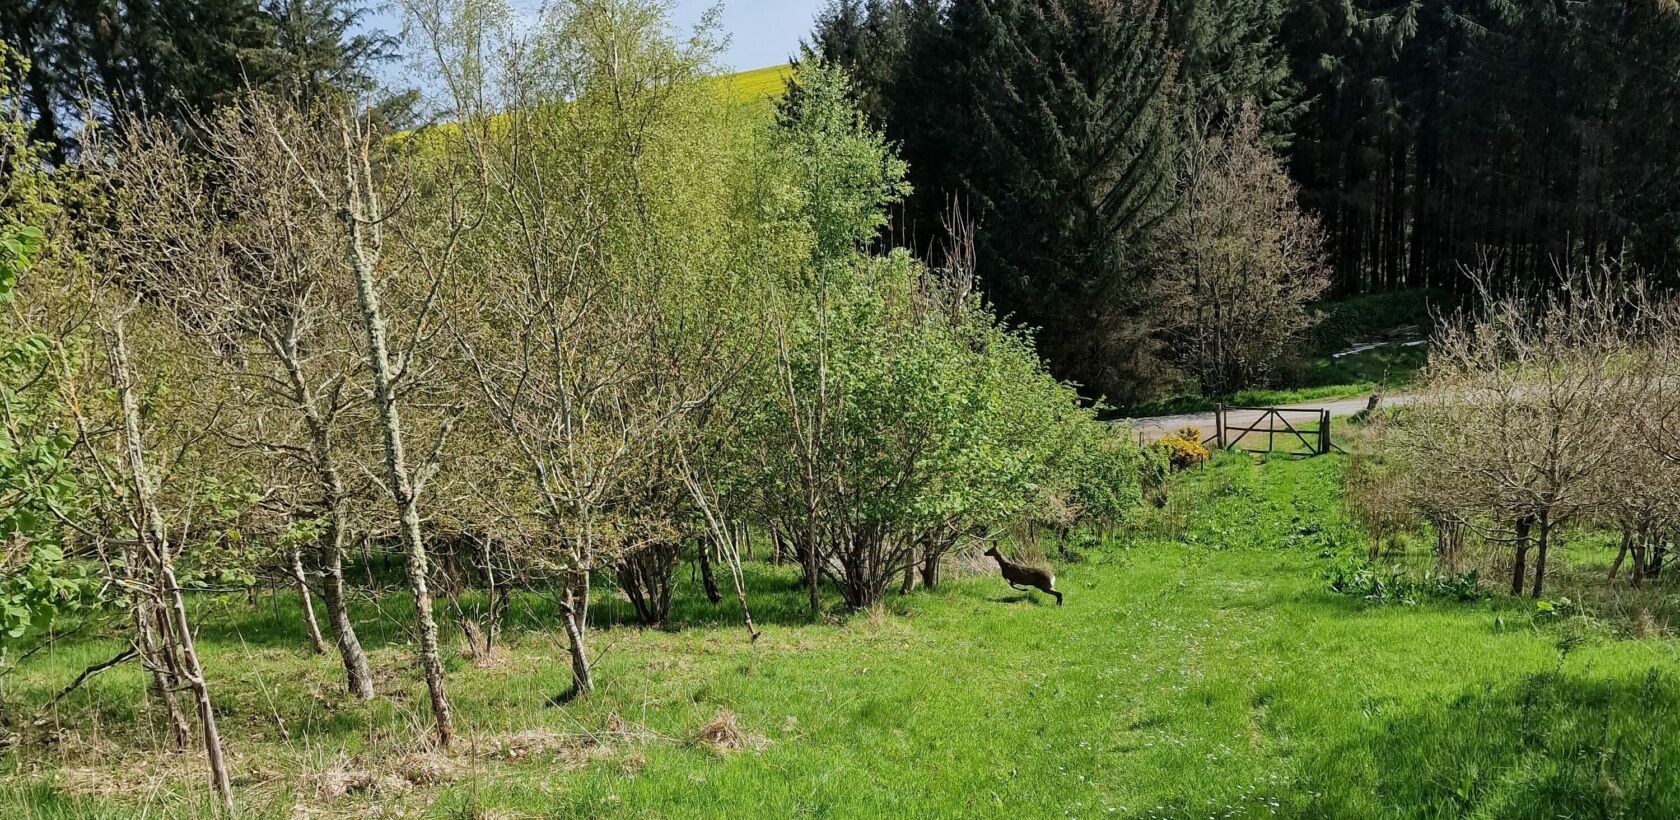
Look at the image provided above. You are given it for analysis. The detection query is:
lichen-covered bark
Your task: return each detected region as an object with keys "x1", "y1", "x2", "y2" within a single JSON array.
[
  {"x1": 339, "y1": 137, "x2": 454, "y2": 745},
  {"x1": 111, "y1": 320, "x2": 234, "y2": 814}
]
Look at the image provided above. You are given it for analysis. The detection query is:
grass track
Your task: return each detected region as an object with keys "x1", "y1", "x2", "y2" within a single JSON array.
[{"x1": 6, "y1": 456, "x2": 1679, "y2": 818}]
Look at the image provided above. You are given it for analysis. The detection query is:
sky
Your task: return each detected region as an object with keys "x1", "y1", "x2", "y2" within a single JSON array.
[
  {"x1": 364, "y1": 0, "x2": 825, "y2": 86},
  {"x1": 670, "y1": 0, "x2": 826, "y2": 71}
]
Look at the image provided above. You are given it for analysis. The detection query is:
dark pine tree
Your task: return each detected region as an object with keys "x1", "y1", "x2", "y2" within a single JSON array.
[
  {"x1": 939, "y1": 0, "x2": 1182, "y2": 403},
  {"x1": 258, "y1": 0, "x2": 399, "y2": 103},
  {"x1": 1281, "y1": 0, "x2": 1680, "y2": 294},
  {"x1": 1, "y1": 0, "x2": 400, "y2": 158},
  {"x1": 809, "y1": 0, "x2": 1185, "y2": 402}
]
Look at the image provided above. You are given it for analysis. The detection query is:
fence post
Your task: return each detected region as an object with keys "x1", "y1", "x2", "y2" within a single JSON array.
[
  {"x1": 1319, "y1": 409, "x2": 1330, "y2": 455},
  {"x1": 1215, "y1": 403, "x2": 1226, "y2": 449}
]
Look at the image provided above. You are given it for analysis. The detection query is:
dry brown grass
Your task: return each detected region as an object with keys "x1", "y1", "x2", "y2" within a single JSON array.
[
  {"x1": 692, "y1": 709, "x2": 768, "y2": 755},
  {"x1": 486, "y1": 729, "x2": 603, "y2": 765},
  {"x1": 305, "y1": 749, "x2": 464, "y2": 802}
]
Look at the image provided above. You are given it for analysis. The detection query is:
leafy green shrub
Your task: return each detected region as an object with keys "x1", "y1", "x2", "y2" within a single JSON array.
[
  {"x1": 1324, "y1": 558, "x2": 1486, "y2": 605},
  {"x1": 1, "y1": 226, "x2": 110, "y2": 706},
  {"x1": 0, "y1": 225, "x2": 42, "y2": 301}
]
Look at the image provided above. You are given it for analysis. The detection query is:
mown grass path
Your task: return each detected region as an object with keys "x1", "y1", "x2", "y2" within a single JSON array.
[{"x1": 7, "y1": 457, "x2": 1679, "y2": 818}]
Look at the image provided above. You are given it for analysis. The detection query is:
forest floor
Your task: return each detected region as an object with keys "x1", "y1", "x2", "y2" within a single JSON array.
[{"x1": 6, "y1": 454, "x2": 1680, "y2": 818}]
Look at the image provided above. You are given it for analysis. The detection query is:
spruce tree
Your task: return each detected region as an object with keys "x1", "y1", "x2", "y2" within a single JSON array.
[
  {"x1": 1280, "y1": 0, "x2": 1680, "y2": 293},
  {"x1": 258, "y1": 0, "x2": 399, "y2": 102},
  {"x1": 1, "y1": 0, "x2": 398, "y2": 156},
  {"x1": 935, "y1": 0, "x2": 1182, "y2": 401},
  {"x1": 1167, "y1": 0, "x2": 1300, "y2": 140},
  {"x1": 808, "y1": 0, "x2": 1183, "y2": 401}
]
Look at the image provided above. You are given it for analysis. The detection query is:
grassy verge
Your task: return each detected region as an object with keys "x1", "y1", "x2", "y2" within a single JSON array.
[{"x1": 5, "y1": 455, "x2": 1678, "y2": 818}]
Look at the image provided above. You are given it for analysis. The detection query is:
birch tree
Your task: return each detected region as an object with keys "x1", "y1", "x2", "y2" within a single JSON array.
[{"x1": 66, "y1": 123, "x2": 240, "y2": 812}]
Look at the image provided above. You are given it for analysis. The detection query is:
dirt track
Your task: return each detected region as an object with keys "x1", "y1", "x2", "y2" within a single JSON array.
[{"x1": 1117, "y1": 393, "x2": 1414, "y2": 443}]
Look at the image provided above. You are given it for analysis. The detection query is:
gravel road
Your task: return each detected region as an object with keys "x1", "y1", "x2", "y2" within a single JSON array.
[{"x1": 1117, "y1": 392, "x2": 1414, "y2": 443}]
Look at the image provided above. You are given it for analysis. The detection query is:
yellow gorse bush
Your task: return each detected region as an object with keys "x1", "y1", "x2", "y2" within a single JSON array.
[{"x1": 1153, "y1": 426, "x2": 1211, "y2": 470}]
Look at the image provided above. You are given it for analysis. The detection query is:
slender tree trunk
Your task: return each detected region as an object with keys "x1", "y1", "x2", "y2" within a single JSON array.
[
  {"x1": 803, "y1": 518, "x2": 820, "y2": 619},
  {"x1": 480, "y1": 535, "x2": 500, "y2": 654},
  {"x1": 157, "y1": 560, "x2": 234, "y2": 815},
  {"x1": 696, "y1": 540, "x2": 722, "y2": 604},
  {"x1": 920, "y1": 546, "x2": 942, "y2": 589},
  {"x1": 722, "y1": 545, "x2": 758, "y2": 642},
  {"x1": 290, "y1": 548, "x2": 328, "y2": 654},
  {"x1": 899, "y1": 544, "x2": 916, "y2": 595},
  {"x1": 116, "y1": 534, "x2": 187, "y2": 746},
  {"x1": 109, "y1": 320, "x2": 234, "y2": 814},
  {"x1": 560, "y1": 570, "x2": 593, "y2": 697},
  {"x1": 1511, "y1": 518, "x2": 1532, "y2": 597},
  {"x1": 681, "y1": 472, "x2": 760, "y2": 642},
  {"x1": 273, "y1": 326, "x2": 374, "y2": 699},
  {"x1": 131, "y1": 571, "x2": 190, "y2": 748},
  {"x1": 318, "y1": 526, "x2": 375, "y2": 699},
  {"x1": 619, "y1": 560, "x2": 652, "y2": 625},
  {"x1": 1609, "y1": 528, "x2": 1632, "y2": 582},
  {"x1": 340, "y1": 131, "x2": 454, "y2": 748},
  {"x1": 1530, "y1": 515, "x2": 1552, "y2": 599}
]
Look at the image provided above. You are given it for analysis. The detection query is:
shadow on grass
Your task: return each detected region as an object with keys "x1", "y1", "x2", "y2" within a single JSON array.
[
  {"x1": 1293, "y1": 667, "x2": 1680, "y2": 818},
  {"x1": 981, "y1": 591, "x2": 1034, "y2": 604},
  {"x1": 544, "y1": 686, "x2": 583, "y2": 708},
  {"x1": 586, "y1": 562, "x2": 831, "y2": 632},
  {"x1": 182, "y1": 560, "x2": 836, "y2": 652}
]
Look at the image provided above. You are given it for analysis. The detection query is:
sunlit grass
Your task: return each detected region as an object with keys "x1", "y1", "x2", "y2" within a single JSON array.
[{"x1": 6, "y1": 456, "x2": 1679, "y2": 818}]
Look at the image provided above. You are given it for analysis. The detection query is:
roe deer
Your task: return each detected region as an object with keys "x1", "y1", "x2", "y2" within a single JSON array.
[{"x1": 982, "y1": 546, "x2": 1062, "y2": 605}]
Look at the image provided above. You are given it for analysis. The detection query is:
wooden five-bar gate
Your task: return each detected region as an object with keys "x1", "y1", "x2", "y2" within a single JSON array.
[{"x1": 1204, "y1": 405, "x2": 1336, "y2": 457}]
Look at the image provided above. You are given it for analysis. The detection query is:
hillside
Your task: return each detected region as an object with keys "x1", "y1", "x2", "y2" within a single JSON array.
[{"x1": 717, "y1": 64, "x2": 792, "y2": 102}]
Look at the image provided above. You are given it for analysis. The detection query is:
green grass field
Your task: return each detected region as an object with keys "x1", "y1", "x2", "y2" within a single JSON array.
[{"x1": 6, "y1": 455, "x2": 1679, "y2": 818}]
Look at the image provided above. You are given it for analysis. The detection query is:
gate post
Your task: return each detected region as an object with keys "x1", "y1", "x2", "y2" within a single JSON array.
[
  {"x1": 1215, "y1": 403, "x2": 1226, "y2": 449},
  {"x1": 1318, "y1": 409, "x2": 1330, "y2": 455}
]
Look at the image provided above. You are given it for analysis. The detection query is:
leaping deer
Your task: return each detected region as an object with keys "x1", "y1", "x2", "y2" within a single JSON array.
[{"x1": 983, "y1": 546, "x2": 1063, "y2": 605}]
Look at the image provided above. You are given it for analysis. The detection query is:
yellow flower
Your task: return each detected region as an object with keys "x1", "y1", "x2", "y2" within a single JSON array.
[{"x1": 1152, "y1": 429, "x2": 1210, "y2": 470}]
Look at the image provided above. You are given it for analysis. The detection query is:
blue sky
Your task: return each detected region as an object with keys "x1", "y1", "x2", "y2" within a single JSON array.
[
  {"x1": 671, "y1": 0, "x2": 826, "y2": 70},
  {"x1": 365, "y1": 1, "x2": 824, "y2": 81}
]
